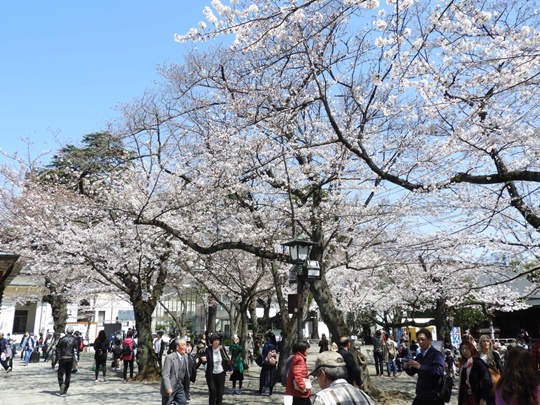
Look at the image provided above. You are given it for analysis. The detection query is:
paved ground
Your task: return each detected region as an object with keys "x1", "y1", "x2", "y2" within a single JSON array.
[{"x1": 1, "y1": 346, "x2": 458, "y2": 404}]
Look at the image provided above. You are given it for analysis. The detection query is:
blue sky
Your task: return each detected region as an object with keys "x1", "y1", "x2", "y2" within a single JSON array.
[{"x1": 1, "y1": 1, "x2": 211, "y2": 163}]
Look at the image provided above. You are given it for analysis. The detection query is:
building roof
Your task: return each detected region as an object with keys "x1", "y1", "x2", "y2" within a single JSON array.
[{"x1": 0, "y1": 252, "x2": 21, "y2": 287}]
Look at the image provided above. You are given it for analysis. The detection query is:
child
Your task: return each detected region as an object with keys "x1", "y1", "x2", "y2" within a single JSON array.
[
  {"x1": 5, "y1": 338, "x2": 15, "y2": 372},
  {"x1": 444, "y1": 348, "x2": 455, "y2": 377}
]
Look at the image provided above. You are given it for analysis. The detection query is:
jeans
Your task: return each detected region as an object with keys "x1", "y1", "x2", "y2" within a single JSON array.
[
  {"x1": 386, "y1": 359, "x2": 396, "y2": 375},
  {"x1": 373, "y1": 350, "x2": 384, "y2": 375},
  {"x1": 24, "y1": 349, "x2": 32, "y2": 364}
]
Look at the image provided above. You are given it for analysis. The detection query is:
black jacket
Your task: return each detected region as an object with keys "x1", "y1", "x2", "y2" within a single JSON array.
[
  {"x1": 56, "y1": 334, "x2": 79, "y2": 362},
  {"x1": 201, "y1": 346, "x2": 230, "y2": 379},
  {"x1": 94, "y1": 338, "x2": 109, "y2": 360},
  {"x1": 337, "y1": 347, "x2": 363, "y2": 387},
  {"x1": 405, "y1": 345, "x2": 445, "y2": 401},
  {"x1": 458, "y1": 357, "x2": 492, "y2": 405}
]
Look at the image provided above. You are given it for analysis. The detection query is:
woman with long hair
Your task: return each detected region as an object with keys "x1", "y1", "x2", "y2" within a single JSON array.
[
  {"x1": 496, "y1": 346, "x2": 540, "y2": 405},
  {"x1": 458, "y1": 341, "x2": 492, "y2": 405},
  {"x1": 93, "y1": 330, "x2": 109, "y2": 382},
  {"x1": 285, "y1": 340, "x2": 311, "y2": 405},
  {"x1": 477, "y1": 334, "x2": 502, "y2": 403},
  {"x1": 256, "y1": 331, "x2": 278, "y2": 396}
]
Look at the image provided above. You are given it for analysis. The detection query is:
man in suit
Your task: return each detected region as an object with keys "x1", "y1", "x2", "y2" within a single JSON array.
[
  {"x1": 404, "y1": 328, "x2": 445, "y2": 405},
  {"x1": 337, "y1": 336, "x2": 363, "y2": 388},
  {"x1": 161, "y1": 338, "x2": 190, "y2": 405}
]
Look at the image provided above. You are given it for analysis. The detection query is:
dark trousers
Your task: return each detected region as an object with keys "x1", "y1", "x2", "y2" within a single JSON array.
[
  {"x1": 412, "y1": 398, "x2": 444, "y2": 405},
  {"x1": 374, "y1": 350, "x2": 384, "y2": 375},
  {"x1": 95, "y1": 357, "x2": 107, "y2": 379},
  {"x1": 57, "y1": 359, "x2": 74, "y2": 392},
  {"x1": 123, "y1": 359, "x2": 134, "y2": 379},
  {"x1": 157, "y1": 352, "x2": 163, "y2": 369},
  {"x1": 292, "y1": 397, "x2": 312, "y2": 405},
  {"x1": 0, "y1": 357, "x2": 9, "y2": 370},
  {"x1": 207, "y1": 371, "x2": 226, "y2": 405}
]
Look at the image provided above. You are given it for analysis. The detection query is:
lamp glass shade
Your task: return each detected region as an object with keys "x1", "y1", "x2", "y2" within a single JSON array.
[{"x1": 296, "y1": 244, "x2": 310, "y2": 262}]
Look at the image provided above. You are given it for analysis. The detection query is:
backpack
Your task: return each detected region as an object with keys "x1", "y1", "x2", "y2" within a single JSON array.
[
  {"x1": 122, "y1": 342, "x2": 132, "y2": 357},
  {"x1": 281, "y1": 355, "x2": 294, "y2": 386},
  {"x1": 265, "y1": 349, "x2": 277, "y2": 366},
  {"x1": 437, "y1": 373, "x2": 454, "y2": 403}
]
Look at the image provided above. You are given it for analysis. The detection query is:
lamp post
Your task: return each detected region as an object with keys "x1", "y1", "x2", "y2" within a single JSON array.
[{"x1": 281, "y1": 235, "x2": 320, "y2": 341}]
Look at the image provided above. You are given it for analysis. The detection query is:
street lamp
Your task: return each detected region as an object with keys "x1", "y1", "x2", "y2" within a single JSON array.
[{"x1": 281, "y1": 235, "x2": 320, "y2": 341}]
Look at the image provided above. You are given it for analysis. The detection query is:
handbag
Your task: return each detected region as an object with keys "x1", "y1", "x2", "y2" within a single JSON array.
[
  {"x1": 293, "y1": 378, "x2": 312, "y2": 392},
  {"x1": 488, "y1": 367, "x2": 500, "y2": 395},
  {"x1": 242, "y1": 359, "x2": 249, "y2": 370}
]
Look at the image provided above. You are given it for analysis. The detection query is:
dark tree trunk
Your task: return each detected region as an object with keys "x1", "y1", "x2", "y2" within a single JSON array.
[
  {"x1": 435, "y1": 298, "x2": 453, "y2": 346},
  {"x1": 133, "y1": 299, "x2": 160, "y2": 380},
  {"x1": 207, "y1": 302, "x2": 217, "y2": 333},
  {"x1": 42, "y1": 279, "x2": 68, "y2": 334}
]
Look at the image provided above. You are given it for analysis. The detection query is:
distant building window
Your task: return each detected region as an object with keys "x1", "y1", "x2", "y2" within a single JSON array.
[{"x1": 13, "y1": 310, "x2": 28, "y2": 334}]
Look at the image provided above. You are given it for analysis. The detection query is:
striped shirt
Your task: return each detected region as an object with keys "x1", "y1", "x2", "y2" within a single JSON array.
[{"x1": 313, "y1": 379, "x2": 375, "y2": 405}]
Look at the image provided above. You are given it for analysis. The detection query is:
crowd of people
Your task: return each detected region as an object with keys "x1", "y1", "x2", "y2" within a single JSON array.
[{"x1": 3, "y1": 325, "x2": 540, "y2": 404}]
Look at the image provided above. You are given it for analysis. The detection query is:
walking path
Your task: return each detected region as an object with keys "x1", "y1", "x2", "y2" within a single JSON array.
[{"x1": 1, "y1": 346, "x2": 458, "y2": 404}]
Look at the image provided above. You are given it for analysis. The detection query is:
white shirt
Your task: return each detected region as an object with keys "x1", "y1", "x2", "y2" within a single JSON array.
[
  {"x1": 153, "y1": 337, "x2": 162, "y2": 354},
  {"x1": 212, "y1": 347, "x2": 224, "y2": 374}
]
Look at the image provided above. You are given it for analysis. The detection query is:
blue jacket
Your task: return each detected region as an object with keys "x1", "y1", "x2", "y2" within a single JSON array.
[{"x1": 405, "y1": 345, "x2": 445, "y2": 400}]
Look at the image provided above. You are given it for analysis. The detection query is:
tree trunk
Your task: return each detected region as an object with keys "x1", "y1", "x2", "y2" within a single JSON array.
[
  {"x1": 248, "y1": 297, "x2": 259, "y2": 338},
  {"x1": 435, "y1": 298, "x2": 453, "y2": 346},
  {"x1": 207, "y1": 302, "x2": 217, "y2": 333},
  {"x1": 133, "y1": 299, "x2": 160, "y2": 380},
  {"x1": 42, "y1": 290, "x2": 68, "y2": 333},
  {"x1": 309, "y1": 276, "x2": 350, "y2": 342}
]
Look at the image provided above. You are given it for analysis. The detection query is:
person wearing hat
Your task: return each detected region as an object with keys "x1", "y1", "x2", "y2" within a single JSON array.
[
  {"x1": 200, "y1": 332, "x2": 230, "y2": 405},
  {"x1": 310, "y1": 352, "x2": 375, "y2": 405},
  {"x1": 55, "y1": 326, "x2": 79, "y2": 396}
]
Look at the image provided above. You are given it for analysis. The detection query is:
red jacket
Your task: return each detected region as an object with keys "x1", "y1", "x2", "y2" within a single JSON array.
[
  {"x1": 121, "y1": 338, "x2": 135, "y2": 361},
  {"x1": 285, "y1": 352, "x2": 311, "y2": 398}
]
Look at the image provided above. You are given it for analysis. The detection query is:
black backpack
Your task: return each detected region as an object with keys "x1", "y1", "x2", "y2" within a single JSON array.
[
  {"x1": 438, "y1": 373, "x2": 454, "y2": 403},
  {"x1": 122, "y1": 342, "x2": 131, "y2": 357}
]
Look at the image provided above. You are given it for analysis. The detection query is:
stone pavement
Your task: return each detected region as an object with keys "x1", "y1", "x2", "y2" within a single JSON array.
[{"x1": 0, "y1": 346, "x2": 458, "y2": 404}]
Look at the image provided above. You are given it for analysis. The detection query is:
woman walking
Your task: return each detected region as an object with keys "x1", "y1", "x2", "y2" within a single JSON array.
[
  {"x1": 458, "y1": 341, "x2": 492, "y2": 405},
  {"x1": 285, "y1": 340, "x2": 311, "y2": 405},
  {"x1": 93, "y1": 330, "x2": 109, "y2": 382},
  {"x1": 496, "y1": 346, "x2": 540, "y2": 405},
  {"x1": 256, "y1": 331, "x2": 278, "y2": 396},
  {"x1": 200, "y1": 333, "x2": 230, "y2": 405},
  {"x1": 229, "y1": 335, "x2": 245, "y2": 395},
  {"x1": 318, "y1": 334, "x2": 329, "y2": 353}
]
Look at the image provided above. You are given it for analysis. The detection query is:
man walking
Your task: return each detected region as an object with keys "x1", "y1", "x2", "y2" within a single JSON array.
[
  {"x1": 404, "y1": 328, "x2": 445, "y2": 405},
  {"x1": 310, "y1": 351, "x2": 375, "y2": 405},
  {"x1": 337, "y1": 336, "x2": 363, "y2": 388},
  {"x1": 161, "y1": 338, "x2": 190, "y2": 405},
  {"x1": 55, "y1": 326, "x2": 79, "y2": 396}
]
